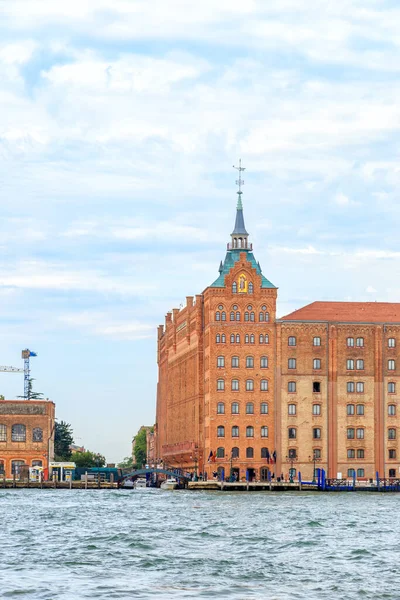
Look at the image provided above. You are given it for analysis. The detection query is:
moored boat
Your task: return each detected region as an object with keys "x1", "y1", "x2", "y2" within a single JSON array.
[{"x1": 160, "y1": 477, "x2": 178, "y2": 490}]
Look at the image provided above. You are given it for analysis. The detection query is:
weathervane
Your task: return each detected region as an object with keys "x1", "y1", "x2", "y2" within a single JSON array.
[{"x1": 233, "y1": 159, "x2": 245, "y2": 197}]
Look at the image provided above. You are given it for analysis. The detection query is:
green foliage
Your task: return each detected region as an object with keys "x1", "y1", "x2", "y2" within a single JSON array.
[
  {"x1": 71, "y1": 450, "x2": 106, "y2": 468},
  {"x1": 133, "y1": 427, "x2": 147, "y2": 468},
  {"x1": 54, "y1": 421, "x2": 74, "y2": 461},
  {"x1": 17, "y1": 378, "x2": 44, "y2": 400},
  {"x1": 117, "y1": 455, "x2": 134, "y2": 469}
]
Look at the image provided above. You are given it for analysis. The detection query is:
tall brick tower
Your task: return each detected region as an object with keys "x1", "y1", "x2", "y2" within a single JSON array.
[{"x1": 156, "y1": 163, "x2": 278, "y2": 481}]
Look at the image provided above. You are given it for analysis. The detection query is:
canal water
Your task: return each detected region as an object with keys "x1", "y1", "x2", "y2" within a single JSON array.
[{"x1": 1, "y1": 489, "x2": 399, "y2": 599}]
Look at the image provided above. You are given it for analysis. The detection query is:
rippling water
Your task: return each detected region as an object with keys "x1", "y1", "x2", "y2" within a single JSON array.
[{"x1": 1, "y1": 489, "x2": 399, "y2": 599}]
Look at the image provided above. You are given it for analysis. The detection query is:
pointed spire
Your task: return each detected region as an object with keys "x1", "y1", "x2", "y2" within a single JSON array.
[{"x1": 219, "y1": 260, "x2": 223, "y2": 273}]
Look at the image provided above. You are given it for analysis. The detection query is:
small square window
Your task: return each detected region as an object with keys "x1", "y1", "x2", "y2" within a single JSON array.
[
  {"x1": 313, "y1": 337, "x2": 321, "y2": 346},
  {"x1": 313, "y1": 381, "x2": 321, "y2": 393}
]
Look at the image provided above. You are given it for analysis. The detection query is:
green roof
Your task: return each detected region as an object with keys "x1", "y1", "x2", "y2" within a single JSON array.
[{"x1": 210, "y1": 250, "x2": 276, "y2": 289}]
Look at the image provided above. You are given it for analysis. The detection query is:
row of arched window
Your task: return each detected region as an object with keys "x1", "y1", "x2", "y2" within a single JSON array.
[
  {"x1": 217, "y1": 379, "x2": 269, "y2": 391},
  {"x1": 0, "y1": 424, "x2": 43, "y2": 442},
  {"x1": 216, "y1": 447, "x2": 271, "y2": 459},
  {"x1": 217, "y1": 402, "x2": 268, "y2": 415},
  {"x1": 217, "y1": 426, "x2": 268, "y2": 438},
  {"x1": 217, "y1": 356, "x2": 268, "y2": 368},
  {"x1": 0, "y1": 459, "x2": 43, "y2": 475},
  {"x1": 215, "y1": 310, "x2": 269, "y2": 322},
  {"x1": 232, "y1": 282, "x2": 253, "y2": 293},
  {"x1": 216, "y1": 333, "x2": 270, "y2": 344},
  {"x1": 285, "y1": 335, "x2": 399, "y2": 349}
]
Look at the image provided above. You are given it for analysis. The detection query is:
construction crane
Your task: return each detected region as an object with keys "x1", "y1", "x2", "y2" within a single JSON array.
[{"x1": 0, "y1": 349, "x2": 37, "y2": 399}]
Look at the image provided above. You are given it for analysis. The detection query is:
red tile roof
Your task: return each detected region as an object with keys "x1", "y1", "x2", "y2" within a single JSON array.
[{"x1": 280, "y1": 301, "x2": 400, "y2": 323}]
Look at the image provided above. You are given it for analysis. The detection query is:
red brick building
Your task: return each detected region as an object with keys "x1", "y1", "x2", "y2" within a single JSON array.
[
  {"x1": 156, "y1": 193, "x2": 400, "y2": 481},
  {"x1": 0, "y1": 399, "x2": 55, "y2": 478}
]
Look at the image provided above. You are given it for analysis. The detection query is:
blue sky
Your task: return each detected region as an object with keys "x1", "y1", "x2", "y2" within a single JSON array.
[{"x1": 1, "y1": 0, "x2": 400, "y2": 461}]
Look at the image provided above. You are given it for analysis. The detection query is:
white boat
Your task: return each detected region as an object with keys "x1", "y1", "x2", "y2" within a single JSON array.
[
  {"x1": 160, "y1": 477, "x2": 178, "y2": 490},
  {"x1": 122, "y1": 479, "x2": 134, "y2": 489},
  {"x1": 134, "y1": 478, "x2": 147, "y2": 489}
]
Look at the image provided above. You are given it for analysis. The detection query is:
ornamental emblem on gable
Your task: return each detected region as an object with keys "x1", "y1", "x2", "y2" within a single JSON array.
[{"x1": 238, "y1": 274, "x2": 247, "y2": 293}]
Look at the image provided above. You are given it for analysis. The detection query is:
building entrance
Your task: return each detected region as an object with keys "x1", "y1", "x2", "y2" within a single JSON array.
[
  {"x1": 260, "y1": 467, "x2": 269, "y2": 481},
  {"x1": 246, "y1": 468, "x2": 256, "y2": 482}
]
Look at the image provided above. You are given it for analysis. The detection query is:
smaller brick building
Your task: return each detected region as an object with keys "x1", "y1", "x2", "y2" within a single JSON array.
[{"x1": 0, "y1": 399, "x2": 55, "y2": 478}]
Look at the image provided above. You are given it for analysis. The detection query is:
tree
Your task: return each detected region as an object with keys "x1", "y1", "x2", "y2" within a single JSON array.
[
  {"x1": 54, "y1": 421, "x2": 74, "y2": 461},
  {"x1": 71, "y1": 450, "x2": 106, "y2": 468},
  {"x1": 117, "y1": 456, "x2": 134, "y2": 469},
  {"x1": 133, "y1": 427, "x2": 147, "y2": 467},
  {"x1": 17, "y1": 378, "x2": 44, "y2": 400}
]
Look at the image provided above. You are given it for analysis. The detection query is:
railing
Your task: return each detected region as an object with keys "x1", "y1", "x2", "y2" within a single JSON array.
[{"x1": 227, "y1": 243, "x2": 252, "y2": 251}]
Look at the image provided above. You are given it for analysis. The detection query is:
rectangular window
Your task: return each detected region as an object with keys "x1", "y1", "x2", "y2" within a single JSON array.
[
  {"x1": 356, "y1": 338, "x2": 364, "y2": 347},
  {"x1": 313, "y1": 428, "x2": 321, "y2": 439},
  {"x1": 388, "y1": 382, "x2": 396, "y2": 394},
  {"x1": 288, "y1": 381, "x2": 296, "y2": 393},
  {"x1": 217, "y1": 356, "x2": 224, "y2": 368},
  {"x1": 347, "y1": 382, "x2": 355, "y2": 393},
  {"x1": 288, "y1": 428, "x2": 296, "y2": 439},
  {"x1": 389, "y1": 449, "x2": 396, "y2": 459},
  {"x1": 347, "y1": 404, "x2": 355, "y2": 415},
  {"x1": 217, "y1": 380, "x2": 225, "y2": 391},
  {"x1": 388, "y1": 405, "x2": 396, "y2": 416},
  {"x1": 312, "y1": 404, "x2": 321, "y2": 415},
  {"x1": 347, "y1": 359, "x2": 354, "y2": 370},
  {"x1": 288, "y1": 404, "x2": 296, "y2": 415},
  {"x1": 357, "y1": 449, "x2": 364, "y2": 459},
  {"x1": 246, "y1": 356, "x2": 254, "y2": 368},
  {"x1": 0, "y1": 424, "x2": 6, "y2": 442},
  {"x1": 347, "y1": 449, "x2": 355, "y2": 458},
  {"x1": 288, "y1": 337, "x2": 296, "y2": 346},
  {"x1": 356, "y1": 359, "x2": 364, "y2": 370},
  {"x1": 246, "y1": 380, "x2": 254, "y2": 391},
  {"x1": 288, "y1": 358, "x2": 296, "y2": 369},
  {"x1": 288, "y1": 448, "x2": 297, "y2": 459},
  {"x1": 388, "y1": 360, "x2": 396, "y2": 371},
  {"x1": 356, "y1": 405, "x2": 364, "y2": 416},
  {"x1": 357, "y1": 469, "x2": 365, "y2": 477},
  {"x1": 356, "y1": 382, "x2": 364, "y2": 393},
  {"x1": 347, "y1": 337, "x2": 354, "y2": 347},
  {"x1": 313, "y1": 359, "x2": 321, "y2": 370},
  {"x1": 217, "y1": 403, "x2": 225, "y2": 414},
  {"x1": 313, "y1": 381, "x2": 321, "y2": 393},
  {"x1": 347, "y1": 428, "x2": 355, "y2": 439},
  {"x1": 231, "y1": 380, "x2": 239, "y2": 391},
  {"x1": 314, "y1": 449, "x2": 321, "y2": 459},
  {"x1": 313, "y1": 337, "x2": 321, "y2": 346},
  {"x1": 232, "y1": 357, "x2": 239, "y2": 368},
  {"x1": 388, "y1": 338, "x2": 396, "y2": 348}
]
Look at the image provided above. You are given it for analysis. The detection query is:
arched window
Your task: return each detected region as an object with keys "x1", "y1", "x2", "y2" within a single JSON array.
[
  {"x1": 388, "y1": 382, "x2": 396, "y2": 393},
  {"x1": 221, "y1": 334, "x2": 226, "y2": 343},
  {"x1": 265, "y1": 313, "x2": 269, "y2": 322},
  {"x1": 347, "y1": 337, "x2": 354, "y2": 347},
  {"x1": 313, "y1": 428, "x2": 321, "y2": 439},
  {"x1": 32, "y1": 428, "x2": 43, "y2": 442},
  {"x1": 388, "y1": 428, "x2": 396, "y2": 439},
  {"x1": 215, "y1": 311, "x2": 220, "y2": 321},
  {"x1": 246, "y1": 356, "x2": 254, "y2": 368},
  {"x1": 356, "y1": 337, "x2": 364, "y2": 347},
  {"x1": 216, "y1": 447, "x2": 225, "y2": 458},
  {"x1": 265, "y1": 334, "x2": 269, "y2": 344},
  {"x1": 216, "y1": 334, "x2": 220, "y2": 343},
  {"x1": 261, "y1": 426, "x2": 268, "y2": 438},
  {"x1": 217, "y1": 379, "x2": 225, "y2": 391},
  {"x1": 232, "y1": 447, "x2": 239, "y2": 458},
  {"x1": 217, "y1": 356, "x2": 224, "y2": 368},
  {"x1": 232, "y1": 426, "x2": 239, "y2": 437},
  {"x1": 231, "y1": 402, "x2": 239, "y2": 414},
  {"x1": 230, "y1": 334, "x2": 235, "y2": 343},
  {"x1": 231, "y1": 356, "x2": 239, "y2": 368},
  {"x1": 248, "y1": 282, "x2": 253, "y2": 293},
  {"x1": 246, "y1": 426, "x2": 254, "y2": 437},
  {"x1": 260, "y1": 356, "x2": 268, "y2": 368},
  {"x1": 288, "y1": 428, "x2": 296, "y2": 439},
  {"x1": 245, "y1": 334, "x2": 249, "y2": 343},
  {"x1": 259, "y1": 334, "x2": 264, "y2": 343},
  {"x1": 259, "y1": 312, "x2": 264, "y2": 322},
  {"x1": 288, "y1": 381, "x2": 296, "y2": 392},
  {"x1": 288, "y1": 358, "x2": 296, "y2": 369},
  {"x1": 260, "y1": 379, "x2": 268, "y2": 391},
  {"x1": 246, "y1": 402, "x2": 254, "y2": 414},
  {"x1": 232, "y1": 282, "x2": 237, "y2": 294},
  {"x1": 389, "y1": 360, "x2": 396, "y2": 370},
  {"x1": 313, "y1": 358, "x2": 321, "y2": 369},
  {"x1": 250, "y1": 312, "x2": 255, "y2": 322},
  {"x1": 348, "y1": 468, "x2": 355, "y2": 478},
  {"x1": 347, "y1": 359, "x2": 354, "y2": 370},
  {"x1": 221, "y1": 311, "x2": 226, "y2": 321},
  {"x1": 356, "y1": 359, "x2": 364, "y2": 370},
  {"x1": 261, "y1": 402, "x2": 268, "y2": 414},
  {"x1": 313, "y1": 337, "x2": 321, "y2": 346},
  {"x1": 12, "y1": 424, "x2": 26, "y2": 442},
  {"x1": 261, "y1": 447, "x2": 269, "y2": 459},
  {"x1": 250, "y1": 334, "x2": 255, "y2": 344},
  {"x1": 288, "y1": 404, "x2": 296, "y2": 415},
  {"x1": 236, "y1": 334, "x2": 240, "y2": 343},
  {"x1": 217, "y1": 426, "x2": 225, "y2": 438},
  {"x1": 217, "y1": 402, "x2": 225, "y2": 414},
  {"x1": 232, "y1": 379, "x2": 239, "y2": 391},
  {"x1": 388, "y1": 404, "x2": 396, "y2": 416},
  {"x1": 236, "y1": 311, "x2": 240, "y2": 321},
  {"x1": 244, "y1": 312, "x2": 249, "y2": 322},
  {"x1": 347, "y1": 428, "x2": 355, "y2": 439},
  {"x1": 288, "y1": 336, "x2": 296, "y2": 346},
  {"x1": 11, "y1": 460, "x2": 25, "y2": 474},
  {"x1": 246, "y1": 379, "x2": 254, "y2": 391},
  {"x1": 246, "y1": 447, "x2": 254, "y2": 458},
  {"x1": 32, "y1": 460, "x2": 43, "y2": 467},
  {"x1": 230, "y1": 311, "x2": 235, "y2": 321},
  {"x1": 0, "y1": 424, "x2": 6, "y2": 441}
]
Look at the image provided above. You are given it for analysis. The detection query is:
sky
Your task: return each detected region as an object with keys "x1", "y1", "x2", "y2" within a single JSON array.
[{"x1": 1, "y1": 0, "x2": 400, "y2": 462}]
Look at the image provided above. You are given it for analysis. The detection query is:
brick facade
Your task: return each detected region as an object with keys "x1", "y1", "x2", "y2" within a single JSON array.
[
  {"x1": 155, "y1": 202, "x2": 400, "y2": 481},
  {"x1": 0, "y1": 400, "x2": 55, "y2": 478}
]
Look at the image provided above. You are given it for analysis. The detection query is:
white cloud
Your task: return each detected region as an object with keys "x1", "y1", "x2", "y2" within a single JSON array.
[
  {"x1": 334, "y1": 192, "x2": 350, "y2": 206},
  {"x1": 366, "y1": 285, "x2": 377, "y2": 293}
]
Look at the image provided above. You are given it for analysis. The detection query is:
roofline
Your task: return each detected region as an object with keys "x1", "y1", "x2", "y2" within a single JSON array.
[{"x1": 277, "y1": 319, "x2": 400, "y2": 325}]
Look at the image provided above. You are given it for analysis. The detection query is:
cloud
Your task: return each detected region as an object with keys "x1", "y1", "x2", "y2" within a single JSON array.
[{"x1": 334, "y1": 192, "x2": 350, "y2": 206}]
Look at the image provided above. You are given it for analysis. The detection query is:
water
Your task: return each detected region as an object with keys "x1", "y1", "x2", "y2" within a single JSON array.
[{"x1": 0, "y1": 489, "x2": 399, "y2": 599}]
